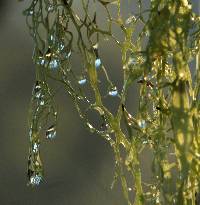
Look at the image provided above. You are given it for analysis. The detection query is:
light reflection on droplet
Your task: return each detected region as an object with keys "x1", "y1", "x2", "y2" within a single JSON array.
[
  {"x1": 59, "y1": 42, "x2": 65, "y2": 51},
  {"x1": 125, "y1": 15, "x2": 136, "y2": 25},
  {"x1": 33, "y1": 81, "x2": 42, "y2": 99},
  {"x1": 29, "y1": 128, "x2": 32, "y2": 138},
  {"x1": 49, "y1": 59, "x2": 59, "y2": 70},
  {"x1": 33, "y1": 143, "x2": 39, "y2": 153},
  {"x1": 108, "y1": 87, "x2": 118, "y2": 96},
  {"x1": 29, "y1": 10, "x2": 34, "y2": 15},
  {"x1": 65, "y1": 50, "x2": 71, "y2": 59},
  {"x1": 50, "y1": 35, "x2": 54, "y2": 41},
  {"x1": 48, "y1": 5, "x2": 54, "y2": 12},
  {"x1": 128, "y1": 187, "x2": 132, "y2": 191},
  {"x1": 36, "y1": 57, "x2": 45, "y2": 66},
  {"x1": 138, "y1": 119, "x2": 146, "y2": 129},
  {"x1": 142, "y1": 140, "x2": 148, "y2": 145},
  {"x1": 40, "y1": 100, "x2": 45, "y2": 106},
  {"x1": 95, "y1": 58, "x2": 101, "y2": 68},
  {"x1": 128, "y1": 57, "x2": 137, "y2": 66},
  {"x1": 78, "y1": 78, "x2": 87, "y2": 85},
  {"x1": 30, "y1": 175, "x2": 42, "y2": 185},
  {"x1": 86, "y1": 122, "x2": 95, "y2": 133},
  {"x1": 46, "y1": 125, "x2": 56, "y2": 139}
]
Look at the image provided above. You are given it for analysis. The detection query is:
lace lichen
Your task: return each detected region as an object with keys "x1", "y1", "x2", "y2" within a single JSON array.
[{"x1": 23, "y1": 0, "x2": 200, "y2": 204}]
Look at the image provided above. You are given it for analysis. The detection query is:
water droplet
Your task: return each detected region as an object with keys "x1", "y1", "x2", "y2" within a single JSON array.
[
  {"x1": 78, "y1": 78, "x2": 87, "y2": 85},
  {"x1": 65, "y1": 50, "x2": 71, "y2": 59},
  {"x1": 30, "y1": 175, "x2": 42, "y2": 186},
  {"x1": 46, "y1": 125, "x2": 56, "y2": 139},
  {"x1": 156, "y1": 196, "x2": 160, "y2": 204},
  {"x1": 29, "y1": 10, "x2": 34, "y2": 15},
  {"x1": 128, "y1": 187, "x2": 132, "y2": 191},
  {"x1": 23, "y1": 9, "x2": 34, "y2": 16},
  {"x1": 47, "y1": 5, "x2": 54, "y2": 12},
  {"x1": 108, "y1": 87, "x2": 118, "y2": 96},
  {"x1": 29, "y1": 128, "x2": 32, "y2": 138},
  {"x1": 40, "y1": 100, "x2": 45, "y2": 106},
  {"x1": 125, "y1": 15, "x2": 136, "y2": 25},
  {"x1": 50, "y1": 35, "x2": 54, "y2": 41},
  {"x1": 142, "y1": 140, "x2": 148, "y2": 145},
  {"x1": 33, "y1": 143, "x2": 39, "y2": 153},
  {"x1": 49, "y1": 59, "x2": 59, "y2": 70},
  {"x1": 95, "y1": 58, "x2": 101, "y2": 68},
  {"x1": 138, "y1": 119, "x2": 146, "y2": 129},
  {"x1": 128, "y1": 57, "x2": 137, "y2": 66},
  {"x1": 93, "y1": 43, "x2": 98, "y2": 50},
  {"x1": 86, "y1": 122, "x2": 95, "y2": 133},
  {"x1": 33, "y1": 81, "x2": 42, "y2": 99},
  {"x1": 58, "y1": 42, "x2": 65, "y2": 51},
  {"x1": 45, "y1": 47, "x2": 52, "y2": 58},
  {"x1": 36, "y1": 57, "x2": 45, "y2": 66}
]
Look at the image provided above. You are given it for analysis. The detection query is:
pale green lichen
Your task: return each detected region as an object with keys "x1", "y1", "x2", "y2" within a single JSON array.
[{"x1": 23, "y1": 0, "x2": 200, "y2": 204}]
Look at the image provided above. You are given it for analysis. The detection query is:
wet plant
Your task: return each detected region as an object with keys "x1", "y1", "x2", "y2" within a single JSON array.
[{"x1": 23, "y1": 0, "x2": 200, "y2": 204}]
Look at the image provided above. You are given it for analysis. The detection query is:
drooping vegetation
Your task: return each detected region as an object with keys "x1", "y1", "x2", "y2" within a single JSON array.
[{"x1": 23, "y1": 0, "x2": 200, "y2": 204}]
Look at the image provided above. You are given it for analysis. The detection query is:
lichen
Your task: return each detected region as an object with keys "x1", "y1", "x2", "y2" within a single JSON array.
[{"x1": 23, "y1": 0, "x2": 200, "y2": 204}]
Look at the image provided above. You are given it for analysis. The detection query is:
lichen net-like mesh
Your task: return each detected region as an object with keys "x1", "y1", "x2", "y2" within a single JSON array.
[{"x1": 24, "y1": 0, "x2": 200, "y2": 204}]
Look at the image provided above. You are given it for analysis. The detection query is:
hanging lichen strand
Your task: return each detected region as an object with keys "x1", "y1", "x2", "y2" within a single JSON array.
[{"x1": 23, "y1": 0, "x2": 200, "y2": 204}]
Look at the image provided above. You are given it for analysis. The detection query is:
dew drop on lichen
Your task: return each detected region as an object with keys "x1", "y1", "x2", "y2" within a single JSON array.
[
  {"x1": 125, "y1": 15, "x2": 136, "y2": 25},
  {"x1": 78, "y1": 78, "x2": 87, "y2": 85},
  {"x1": 33, "y1": 81, "x2": 42, "y2": 99},
  {"x1": 46, "y1": 125, "x2": 56, "y2": 139},
  {"x1": 108, "y1": 87, "x2": 118, "y2": 96},
  {"x1": 30, "y1": 175, "x2": 42, "y2": 186},
  {"x1": 86, "y1": 122, "x2": 95, "y2": 133},
  {"x1": 40, "y1": 100, "x2": 45, "y2": 106},
  {"x1": 49, "y1": 59, "x2": 60, "y2": 70},
  {"x1": 36, "y1": 57, "x2": 45, "y2": 66},
  {"x1": 65, "y1": 50, "x2": 71, "y2": 59},
  {"x1": 33, "y1": 143, "x2": 39, "y2": 153},
  {"x1": 138, "y1": 119, "x2": 146, "y2": 129},
  {"x1": 47, "y1": 5, "x2": 54, "y2": 12},
  {"x1": 95, "y1": 58, "x2": 101, "y2": 68},
  {"x1": 128, "y1": 56, "x2": 138, "y2": 66},
  {"x1": 128, "y1": 187, "x2": 132, "y2": 192},
  {"x1": 58, "y1": 42, "x2": 65, "y2": 51}
]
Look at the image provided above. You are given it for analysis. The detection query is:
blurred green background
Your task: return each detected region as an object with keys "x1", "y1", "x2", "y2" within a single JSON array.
[{"x1": 0, "y1": 1, "x2": 199, "y2": 205}]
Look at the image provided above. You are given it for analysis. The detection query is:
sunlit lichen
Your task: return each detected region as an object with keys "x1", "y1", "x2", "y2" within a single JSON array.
[{"x1": 23, "y1": 0, "x2": 200, "y2": 204}]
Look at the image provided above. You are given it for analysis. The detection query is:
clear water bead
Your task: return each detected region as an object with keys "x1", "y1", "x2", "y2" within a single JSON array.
[
  {"x1": 40, "y1": 100, "x2": 45, "y2": 106},
  {"x1": 128, "y1": 57, "x2": 137, "y2": 66},
  {"x1": 65, "y1": 50, "x2": 71, "y2": 59},
  {"x1": 30, "y1": 175, "x2": 42, "y2": 186},
  {"x1": 47, "y1": 5, "x2": 54, "y2": 12},
  {"x1": 49, "y1": 59, "x2": 59, "y2": 70},
  {"x1": 33, "y1": 143, "x2": 39, "y2": 153},
  {"x1": 46, "y1": 125, "x2": 56, "y2": 139},
  {"x1": 36, "y1": 57, "x2": 45, "y2": 66},
  {"x1": 125, "y1": 15, "x2": 136, "y2": 25},
  {"x1": 78, "y1": 78, "x2": 87, "y2": 85},
  {"x1": 29, "y1": 10, "x2": 34, "y2": 15},
  {"x1": 95, "y1": 58, "x2": 101, "y2": 68},
  {"x1": 138, "y1": 120, "x2": 146, "y2": 129},
  {"x1": 59, "y1": 42, "x2": 65, "y2": 51},
  {"x1": 33, "y1": 81, "x2": 42, "y2": 98},
  {"x1": 108, "y1": 87, "x2": 118, "y2": 96}
]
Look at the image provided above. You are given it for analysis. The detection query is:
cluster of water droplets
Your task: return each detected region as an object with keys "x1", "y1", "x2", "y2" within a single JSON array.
[{"x1": 23, "y1": 0, "x2": 172, "y2": 203}]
